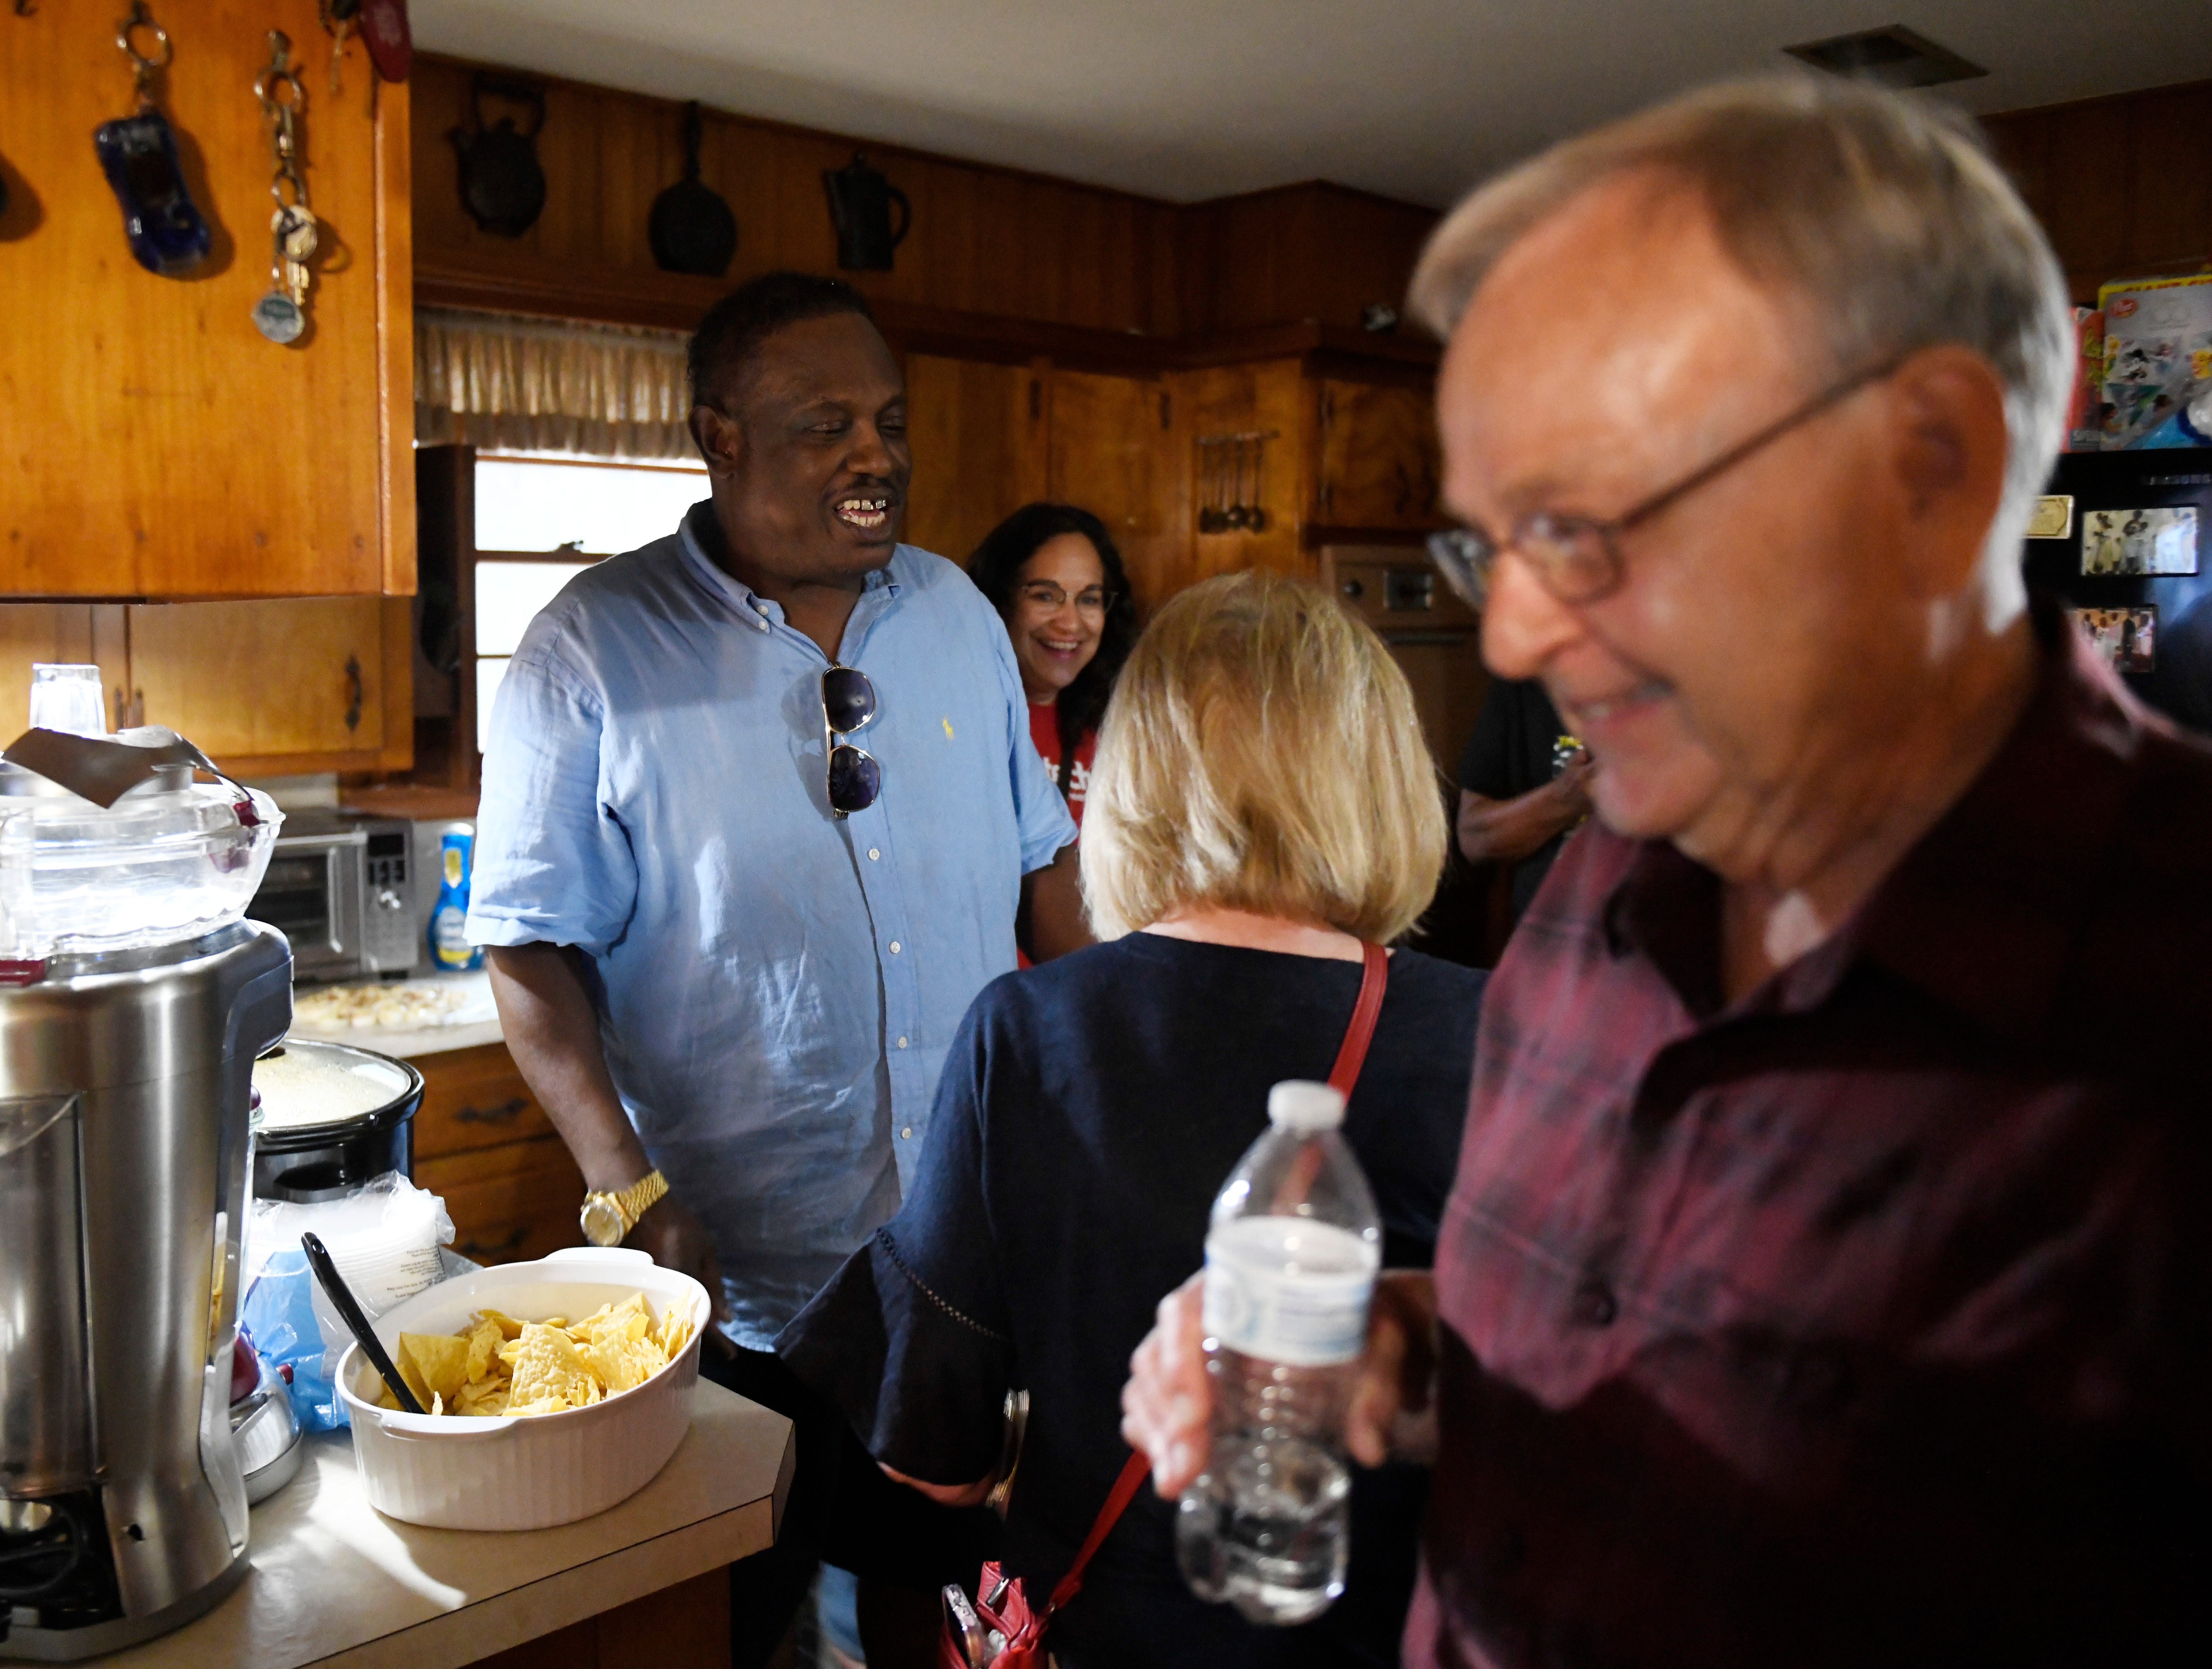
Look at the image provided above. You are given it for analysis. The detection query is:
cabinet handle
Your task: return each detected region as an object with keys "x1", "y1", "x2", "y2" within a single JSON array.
[
  {"x1": 457, "y1": 1227, "x2": 529, "y2": 1261},
  {"x1": 343, "y1": 655, "x2": 363, "y2": 733},
  {"x1": 454, "y1": 1096, "x2": 528, "y2": 1125},
  {"x1": 1029, "y1": 379, "x2": 1042, "y2": 420}
]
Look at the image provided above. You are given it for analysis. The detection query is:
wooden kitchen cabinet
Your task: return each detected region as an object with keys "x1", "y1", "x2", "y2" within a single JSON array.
[
  {"x1": 1048, "y1": 368, "x2": 1183, "y2": 610},
  {"x1": 902, "y1": 354, "x2": 1047, "y2": 565},
  {"x1": 126, "y1": 596, "x2": 413, "y2": 774},
  {"x1": 0, "y1": 595, "x2": 411, "y2": 776},
  {"x1": 413, "y1": 1042, "x2": 586, "y2": 1266},
  {"x1": 1316, "y1": 379, "x2": 1443, "y2": 530},
  {"x1": 0, "y1": 0, "x2": 413, "y2": 599}
]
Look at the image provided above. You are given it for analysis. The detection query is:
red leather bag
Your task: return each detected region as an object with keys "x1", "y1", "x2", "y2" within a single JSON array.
[{"x1": 938, "y1": 944, "x2": 1389, "y2": 1667}]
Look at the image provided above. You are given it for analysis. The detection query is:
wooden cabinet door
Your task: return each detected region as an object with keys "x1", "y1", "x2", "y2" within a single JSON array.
[
  {"x1": 0, "y1": 0, "x2": 412, "y2": 598},
  {"x1": 126, "y1": 596, "x2": 413, "y2": 775},
  {"x1": 902, "y1": 355, "x2": 1046, "y2": 565},
  {"x1": 414, "y1": 1135, "x2": 587, "y2": 1267},
  {"x1": 1175, "y1": 359, "x2": 1311, "y2": 596},
  {"x1": 1047, "y1": 370, "x2": 1185, "y2": 612},
  {"x1": 1316, "y1": 380, "x2": 1442, "y2": 531}
]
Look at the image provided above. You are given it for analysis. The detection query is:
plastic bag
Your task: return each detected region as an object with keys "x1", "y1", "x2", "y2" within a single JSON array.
[{"x1": 240, "y1": 1172, "x2": 454, "y2": 1430}]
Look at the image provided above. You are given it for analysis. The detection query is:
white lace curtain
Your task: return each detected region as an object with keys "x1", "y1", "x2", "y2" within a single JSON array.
[{"x1": 414, "y1": 308, "x2": 694, "y2": 460}]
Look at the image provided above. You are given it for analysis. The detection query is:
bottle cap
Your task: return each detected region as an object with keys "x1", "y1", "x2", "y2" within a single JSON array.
[{"x1": 1267, "y1": 1080, "x2": 1346, "y2": 1132}]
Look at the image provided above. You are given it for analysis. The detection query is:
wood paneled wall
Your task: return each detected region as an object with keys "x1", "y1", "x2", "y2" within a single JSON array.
[
  {"x1": 410, "y1": 55, "x2": 1444, "y2": 348},
  {"x1": 1178, "y1": 183, "x2": 1439, "y2": 336},
  {"x1": 1983, "y1": 78, "x2": 2212, "y2": 303},
  {"x1": 411, "y1": 55, "x2": 1184, "y2": 338}
]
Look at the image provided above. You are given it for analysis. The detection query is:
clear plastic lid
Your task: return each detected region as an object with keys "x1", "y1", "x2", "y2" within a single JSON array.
[{"x1": 0, "y1": 729, "x2": 281, "y2": 960}]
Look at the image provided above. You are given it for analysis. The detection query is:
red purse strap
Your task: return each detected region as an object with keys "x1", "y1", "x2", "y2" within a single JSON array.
[
  {"x1": 1043, "y1": 1448, "x2": 1153, "y2": 1618},
  {"x1": 1040, "y1": 943, "x2": 1388, "y2": 1627},
  {"x1": 1327, "y1": 941, "x2": 1388, "y2": 1097}
]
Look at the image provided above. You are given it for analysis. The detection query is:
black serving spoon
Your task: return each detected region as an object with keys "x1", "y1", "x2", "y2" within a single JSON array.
[{"x1": 300, "y1": 1230, "x2": 426, "y2": 1416}]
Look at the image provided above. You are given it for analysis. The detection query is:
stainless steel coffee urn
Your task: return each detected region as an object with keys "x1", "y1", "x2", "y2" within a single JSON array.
[{"x1": 0, "y1": 727, "x2": 288, "y2": 1659}]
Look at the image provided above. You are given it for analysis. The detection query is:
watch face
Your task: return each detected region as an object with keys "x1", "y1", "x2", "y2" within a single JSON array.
[{"x1": 580, "y1": 1197, "x2": 624, "y2": 1247}]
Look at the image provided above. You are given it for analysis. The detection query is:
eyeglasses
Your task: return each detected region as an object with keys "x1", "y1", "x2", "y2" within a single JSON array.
[
  {"x1": 822, "y1": 664, "x2": 880, "y2": 819},
  {"x1": 1016, "y1": 581, "x2": 1116, "y2": 617},
  {"x1": 1426, "y1": 352, "x2": 1908, "y2": 609}
]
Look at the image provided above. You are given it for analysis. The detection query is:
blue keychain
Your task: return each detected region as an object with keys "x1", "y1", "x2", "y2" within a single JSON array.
[{"x1": 94, "y1": 3, "x2": 212, "y2": 277}]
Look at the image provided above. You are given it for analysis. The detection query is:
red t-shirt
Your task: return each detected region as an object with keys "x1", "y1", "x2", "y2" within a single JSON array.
[{"x1": 1028, "y1": 702, "x2": 1096, "y2": 829}]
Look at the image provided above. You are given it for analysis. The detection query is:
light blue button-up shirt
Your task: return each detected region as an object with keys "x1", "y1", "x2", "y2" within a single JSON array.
[{"x1": 468, "y1": 508, "x2": 1076, "y2": 1348}]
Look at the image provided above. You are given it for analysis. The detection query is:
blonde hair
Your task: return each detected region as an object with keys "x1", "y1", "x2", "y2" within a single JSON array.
[
  {"x1": 1080, "y1": 571, "x2": 1447, "y2": 944},
  {"x1": 1408, "y1": 73, "x2": 2073, "y2": 566}
]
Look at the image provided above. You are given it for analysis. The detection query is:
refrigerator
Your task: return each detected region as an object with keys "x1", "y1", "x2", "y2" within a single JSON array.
[{"x1": 2024, "y1": 452, "x2": 2212, "y2": 734}]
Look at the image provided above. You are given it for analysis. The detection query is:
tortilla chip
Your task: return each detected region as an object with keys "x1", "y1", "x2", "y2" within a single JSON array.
[
  {"x1": 464, "y1": 1317, "x2": 505, "y2": 1384},
  {"x1": 386, "y1": 1291, "x2": 678, "y2": 1418},
  {"x1": 454, "y1": 1380, "x2": 511, "y2": 1418},
  {"x1": 505, "y1": 1322, "x2": 603, "y2": 1415},
  {"x1": 397, "y1": 1331, "x2": 472, "y2": 1404}
]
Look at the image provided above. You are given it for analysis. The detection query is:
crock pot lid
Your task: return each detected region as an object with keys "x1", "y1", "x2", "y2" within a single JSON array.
[{"x1": 253, "y1": 1042, "x2": 418, "y2": 1132}]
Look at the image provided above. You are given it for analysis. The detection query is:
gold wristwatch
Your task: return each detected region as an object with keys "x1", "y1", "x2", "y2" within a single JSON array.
[{"x1": 579, "y1": 1170, "x2": 670, "y2": 1247}]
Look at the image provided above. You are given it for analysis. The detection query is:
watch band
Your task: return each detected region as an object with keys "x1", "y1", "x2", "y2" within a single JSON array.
[
  {"x1": 579, "y1": 1168, "x2": 669, "y2": 1246},
  {"x1": 613, "y1": 1168, "x2": 669, "y2": 1230}
]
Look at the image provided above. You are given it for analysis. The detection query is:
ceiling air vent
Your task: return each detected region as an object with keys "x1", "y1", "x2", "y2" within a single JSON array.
[{"x1": 1783, "y1": 24, "x2": 1987, "y2": 89}]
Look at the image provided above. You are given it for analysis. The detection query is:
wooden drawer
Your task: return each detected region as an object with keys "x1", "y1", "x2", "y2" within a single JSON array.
[
  {"x1": 416, "y1": 1135, "x2": 585, "y2": 1267},
  {"x1": 414, "y1": 1042, "x2": 554, "y2": 1159}
]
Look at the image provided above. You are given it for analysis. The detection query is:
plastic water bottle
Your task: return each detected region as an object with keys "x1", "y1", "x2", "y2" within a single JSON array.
[{"x1": 1176, "y1": 1080, "x2": 1381, "y2": 1625}]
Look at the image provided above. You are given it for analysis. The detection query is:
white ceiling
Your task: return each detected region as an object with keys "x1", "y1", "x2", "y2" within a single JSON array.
[{"x1": 412, "y1": 1, "x2": 2212, "y2": 208}]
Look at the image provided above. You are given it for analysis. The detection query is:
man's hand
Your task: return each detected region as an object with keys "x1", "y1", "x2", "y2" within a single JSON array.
[
  {"x1": 1457, "y1": 749, "x2": 1596, "y2": 866},
  {"x1": 1121, "y1": 1269, "x2": 1441, "y2": 1497},
  {"x1": 488, "y1": 943, "x2": 736, "y2": 1356},
  {"x1": 624, "y1": 1194, "x2": 736, "y2": 1354}
]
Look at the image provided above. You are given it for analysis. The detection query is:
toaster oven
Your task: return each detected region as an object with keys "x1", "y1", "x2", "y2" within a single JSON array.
[{"x1": 246, "y1": 810, "x2": 425, "y2": 984}]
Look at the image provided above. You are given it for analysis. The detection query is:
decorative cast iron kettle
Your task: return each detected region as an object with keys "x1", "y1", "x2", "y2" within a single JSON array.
[
  {"x1": 452, "y1": 72, "x2": 546, "y2": 237},
  {"x1": 822, "y1": 152, "x2": 910, "y2": 271}
]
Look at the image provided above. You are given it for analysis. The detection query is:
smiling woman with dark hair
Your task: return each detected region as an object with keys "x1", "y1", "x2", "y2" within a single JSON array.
[{"x1": 967, "y1": 503, "x2": 1140, "y2": 824}]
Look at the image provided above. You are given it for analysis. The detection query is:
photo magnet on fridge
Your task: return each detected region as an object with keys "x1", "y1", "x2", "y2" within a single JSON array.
[
  {"x1": 2080, "y1": 506, "x2": 2199, "y2": 576},
  {"x1": 2069, "y1": 605, "x2": 2158, "y2": 676}
]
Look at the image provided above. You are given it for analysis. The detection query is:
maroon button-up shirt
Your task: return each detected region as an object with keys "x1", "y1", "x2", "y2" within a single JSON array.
[{"x1": 1407, "y1": 615, "x2": 2212, "y2": 1668}]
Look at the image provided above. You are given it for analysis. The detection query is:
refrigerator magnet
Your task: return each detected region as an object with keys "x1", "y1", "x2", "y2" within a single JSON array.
[{"x1": 2025, "y1": 495, "x2": 2074, "y2": 539}]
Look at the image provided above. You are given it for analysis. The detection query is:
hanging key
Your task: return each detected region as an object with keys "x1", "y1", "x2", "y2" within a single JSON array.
[
  {"x1": 252, "y1": 34, "x2": 314, "y2": 345},
  {"x1": 276, "y1": 201, "x2": 319, "y2": 265},
  {"x1": 254, "y1": 206, "x2": 306, "y2": 342},
  {"x1": 321, "y1": 0, "x2": 361, "y2": 96}
]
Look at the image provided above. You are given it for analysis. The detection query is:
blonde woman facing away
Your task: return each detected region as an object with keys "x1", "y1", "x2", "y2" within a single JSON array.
[{"x1": 778, "y1": 573, "x2": 1488, "y2": 1669}]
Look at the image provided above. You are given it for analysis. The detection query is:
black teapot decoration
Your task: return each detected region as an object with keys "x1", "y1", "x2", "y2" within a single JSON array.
[
  {"x1": 452, "y1": 73, "x2": 546, "y2": 237},
  {"x1": 822, "y1": 152, "x2": 910, "y2": 271},
  {"x1": 649, "y1": 102, "x2": 737, "y2": 277}
]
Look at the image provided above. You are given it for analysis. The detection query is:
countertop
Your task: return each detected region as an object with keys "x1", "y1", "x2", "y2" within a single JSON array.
[
  {"x1": 102, "y1": 1379, "x2": 792, "y2": 1669},
  {"x1": 287, "y1": 970, "x2": 505, "y2": 1061}
]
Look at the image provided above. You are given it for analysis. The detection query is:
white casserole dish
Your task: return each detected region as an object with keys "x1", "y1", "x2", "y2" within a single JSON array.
[{"x1": 335, "y1": 1245, "x2": 710, "y2": 1530}]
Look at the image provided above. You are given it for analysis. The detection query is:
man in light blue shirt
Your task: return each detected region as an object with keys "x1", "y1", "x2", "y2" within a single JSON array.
[{"x1": 468, "y1": 272, "x2": 1083, "y2": 1665}]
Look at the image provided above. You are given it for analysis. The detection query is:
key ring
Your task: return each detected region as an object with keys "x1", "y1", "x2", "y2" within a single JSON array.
[
  {"x1": 117, "y1": 2, "x2": 172, "y2": 107},
  {"x1": 254, "y1": 30, "x2": 306, "y2": 117}
]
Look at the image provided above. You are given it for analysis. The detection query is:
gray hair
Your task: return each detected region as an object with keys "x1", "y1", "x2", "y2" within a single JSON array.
[{"x1": 1408, "y1": 74, "x2": 2074, "y2": 562}]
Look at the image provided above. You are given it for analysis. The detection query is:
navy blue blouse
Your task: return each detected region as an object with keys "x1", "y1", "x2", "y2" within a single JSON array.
[{"x1": 779, "y1": 934, "x2": 1486, "y2": 1668}]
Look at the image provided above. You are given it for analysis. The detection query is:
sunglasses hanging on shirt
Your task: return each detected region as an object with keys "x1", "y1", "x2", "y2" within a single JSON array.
[{"x1": 822, "y1": 665, "x2": 881, "y2": 819}]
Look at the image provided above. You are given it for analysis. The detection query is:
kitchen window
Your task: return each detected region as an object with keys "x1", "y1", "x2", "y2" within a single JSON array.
[{"x1": 472, "y1": 455, "x2": 710, "y2": 752}]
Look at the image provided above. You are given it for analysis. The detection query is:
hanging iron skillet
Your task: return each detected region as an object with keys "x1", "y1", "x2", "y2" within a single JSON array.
[
  {"x1": 649, "y1": 101, "x2": 736, "y2": 276},
  {"x1": 451, "y1": 72, "x2": 546, "y2": 237}
]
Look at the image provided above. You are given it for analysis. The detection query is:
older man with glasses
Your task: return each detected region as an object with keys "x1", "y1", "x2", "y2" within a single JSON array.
[
  {"x1": 1124, "y1": 75, "x2": 2212, "y2": 1667},
  {"x1": 468, "y1": 270, "x2": 1083, "y2": 1665}
]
